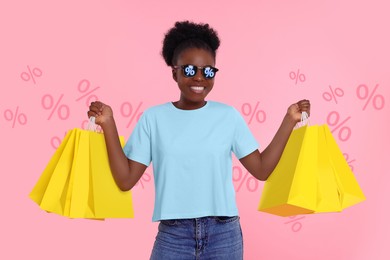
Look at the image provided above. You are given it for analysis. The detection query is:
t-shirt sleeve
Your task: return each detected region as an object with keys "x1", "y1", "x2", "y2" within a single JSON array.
[
  {"x1": 231, "y1": 107, "x2": 260, "y2": 159},
  {"x1": 123, "y1": 111, "x2": 152, "y2": 166}
]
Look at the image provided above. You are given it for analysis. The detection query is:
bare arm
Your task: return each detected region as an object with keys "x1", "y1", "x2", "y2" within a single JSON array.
[
  {"x1": 88, "y1": 101, "x2": 147, "y2": 191},
  {"x1": 239, "y1": 100, "x2": 310, "y2": 181}
]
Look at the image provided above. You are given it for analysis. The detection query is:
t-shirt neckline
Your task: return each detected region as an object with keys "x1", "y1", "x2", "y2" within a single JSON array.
[{"x1": 169, "y1": 101, "x2": 210, "y2": 112}]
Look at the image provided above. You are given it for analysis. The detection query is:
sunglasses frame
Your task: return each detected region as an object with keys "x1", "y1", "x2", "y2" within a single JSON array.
[{"x1": 172, "y1": 64, "x2": 219, "y2": 79}]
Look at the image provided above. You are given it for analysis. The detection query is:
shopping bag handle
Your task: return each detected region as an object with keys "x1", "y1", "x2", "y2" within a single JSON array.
[
  {"x1": 87, "y1": 116, "x2": 98, "y2": 131},
  {"x1": 294, "y1": 111, "x2": 310, "y2": 129}
]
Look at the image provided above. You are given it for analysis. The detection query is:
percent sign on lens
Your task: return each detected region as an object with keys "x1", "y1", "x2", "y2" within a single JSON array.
[
  {"x1": 232, "y1": 166, "x2": 258, "y2": 192},
  {"x1": 289, "y1": 69, "x2": 306, "y2": 85},
  {"x1": 241, "y1": 102, "x2": 266, "y2": 125},
  {"x1": 41, "y1": 94, "x2": 70, "y2": 120},
  {"x1": 356, "y1": 84, "x2": 385, "y2": 111},
  {"x1": 75, "y1": 79, "x2": 100, "y2": 107},
  {"x1": 135, "y1": 172, "x2": 152, "y2": 189},
  {"x1": 20, "y1": 65, "x2": 42, "y2": 84},
  {"x1": 343, "y1": 153, "x2": 356, "y2": 172},
  {"x1": 120, "y1": 102, "x2": 143, "y2": 128},
  {"x1": 284, "y1": 215, "x2": 305, "y2": 232},
  {"x1": 322, "y1": 85, "x2": 344, "y2": 104},
  {"x1": 327, "y1": 111, "x2": 351, "y2": 142},
  {"x1": 4, "y1": 106, "x2": 27, "y2": 128}
]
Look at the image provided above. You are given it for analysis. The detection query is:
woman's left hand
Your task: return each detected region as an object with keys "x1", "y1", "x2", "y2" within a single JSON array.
[{"x1": 287, "y1": 99, "x2": 311, "y2": 123}]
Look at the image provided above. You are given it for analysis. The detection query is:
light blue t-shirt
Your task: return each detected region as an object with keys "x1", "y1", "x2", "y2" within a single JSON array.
[{"x1": 123, "y1": 101, "x2": 259, "y2": 222}]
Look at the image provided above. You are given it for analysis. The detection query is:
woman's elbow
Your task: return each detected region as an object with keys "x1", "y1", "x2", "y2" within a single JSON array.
[
  {"x1": 115, "y1": 179, "x2": 133, "y2": 192},
  {"x1": 256, "y1": 169, "x2": 271, "y2": 182}
]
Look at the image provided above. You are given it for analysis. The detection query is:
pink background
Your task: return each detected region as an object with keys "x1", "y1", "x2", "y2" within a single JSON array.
[{"x1": 1, "y1": 0, "x2": 389, "y2": 259}]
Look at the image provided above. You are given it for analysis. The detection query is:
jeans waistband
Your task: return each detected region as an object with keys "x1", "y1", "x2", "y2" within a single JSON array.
[{"x1": 160, "y1": 215, "x2": 239, "y2": 225}]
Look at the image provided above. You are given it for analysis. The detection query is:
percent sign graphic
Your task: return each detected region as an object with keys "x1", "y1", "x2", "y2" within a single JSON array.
[
  {"x1": 232, "y1": 166, "x2": 258, "y2": 192},
  {"x1": 284, "y1": 215, "x2": 305, "y2": 232},
  {"x1": 343, "y1": 153, "x2": 356, "y2": 172},
  {"x1": 327, "y1": 111, "x2": 351, "y2": 142},
  {"x1": 120, "y1": 102, "x2": 143, "y2": 128},
  {"x1": 51, "y1": 132, "x2": 67, "y2": 149},
  {"x1": 289, "y1": 69, "x2": 306, "y2": 85},
  {"x1": 4, "y1": 106, "x2": 27, "y2": 128},
  {"x1": 135, "y1": 172, "x2": 152, "y2": 189},
  {"x1": 20, "y1": 65, "x2": 42, "y2": 84},
  {"x1": 75, "y1": 79, "x2": 100, "y2": 107},
  {"x1": 322, "y1": 85, "x2": 344, "y2": 104},
  {"x1": 356, "y1": 84, "x2": 385, "y2": 111},
  {"x1": 41, "y1": 94, "x2": 70, "y2": 120},
  {"x1": 241, "y1": 102, "x2": 266, "y2": 125}
]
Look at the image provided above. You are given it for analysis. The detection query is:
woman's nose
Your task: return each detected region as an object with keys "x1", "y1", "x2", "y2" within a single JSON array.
[{"x1": 193, "y1": 69, "x2": 204, "y2": 81}]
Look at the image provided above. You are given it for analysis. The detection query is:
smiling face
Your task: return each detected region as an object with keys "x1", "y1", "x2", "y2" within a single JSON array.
[{"x1": 172, "y1": 48, "x2": 216, "y2": 110}]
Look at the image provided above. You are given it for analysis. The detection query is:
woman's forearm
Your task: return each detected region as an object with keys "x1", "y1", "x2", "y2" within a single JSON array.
[
  {"x1": 260, "y1": 114, "x2": 296, "y2": 180},
  {"x1": 100, "y1": 117, "x2": 131, "y2": 189}
]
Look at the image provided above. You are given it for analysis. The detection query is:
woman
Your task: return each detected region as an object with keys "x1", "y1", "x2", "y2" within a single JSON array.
[{"x1": 88, "y1": 21, "x2": 310, "y2": 260}]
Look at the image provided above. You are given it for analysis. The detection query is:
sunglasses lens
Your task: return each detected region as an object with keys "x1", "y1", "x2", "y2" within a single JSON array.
[
  {"x1": 183, "y1": 65, "x2": 196, "y2": 77},
  {"x1": 203, "y1": 67, "x2": 216, "y2": 78},
  {"x1": 179, "y1": 65, "x2": 217, "y2": 79}
]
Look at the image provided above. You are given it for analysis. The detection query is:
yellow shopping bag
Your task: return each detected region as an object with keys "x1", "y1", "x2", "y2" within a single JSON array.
[
  {"x1": 30, "y1": 127, "x2": 134, "y2": 219},
  {"x1": 30, "y1": 129, "x2": 77, "y2": 215},
  {"x1": 63, "y1": 129, "x2": 92, "y2": 218},
  {"x1": 322, "y1": 125, "x2": 365, "y2": 210},
  {"x1": 314, "y1": 125, "x2": 343, "y2": 213},
  {"x1": 258, "y1": 125, "x2": 318, "y2": 216},
  {"x1": 89, "y1": 131, "x2": 134, "y2": 218},
  {"x1": 258, "y1": 123, "x2": 365, "y2": 217}
]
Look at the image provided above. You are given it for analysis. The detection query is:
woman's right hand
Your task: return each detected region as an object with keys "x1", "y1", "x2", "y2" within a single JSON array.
[{"x1": 88, "y1": 101, "x2": 114, "y2": 126}]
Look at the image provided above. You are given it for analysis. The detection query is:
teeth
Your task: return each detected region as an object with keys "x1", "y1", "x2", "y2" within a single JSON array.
[
  {"x1": 190, "y1": 86, "x2": 205, "y2": 90},
  {"x1": 190, "y1": 86, "x2": 205, "y2": 94}
]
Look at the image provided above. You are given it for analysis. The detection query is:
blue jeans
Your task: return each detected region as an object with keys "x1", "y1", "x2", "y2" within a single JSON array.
[{"x1": 150, "y1": 216, "x2": 243, "y2": 260}]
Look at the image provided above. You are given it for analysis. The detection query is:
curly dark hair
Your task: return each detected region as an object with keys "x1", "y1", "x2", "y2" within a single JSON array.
[{"x1": 162, "y1": 21, "x2": 220, "y2": 66}]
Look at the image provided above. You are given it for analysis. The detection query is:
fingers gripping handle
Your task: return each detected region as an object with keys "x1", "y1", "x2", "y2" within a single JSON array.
[
  {"x1": 87, "y1": 116, "x2": 98, "y2": 131},
  {"x1": 295, "y1": 111, "x2": 310, "y2": 129},
  {"x1": 301, "y1": 111, "x2": 309, "y2": 122}
]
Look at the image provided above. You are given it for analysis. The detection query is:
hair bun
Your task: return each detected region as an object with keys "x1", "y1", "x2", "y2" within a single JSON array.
[{"x1": 162, "y1": 21, "x2": 220, "y2": 66}]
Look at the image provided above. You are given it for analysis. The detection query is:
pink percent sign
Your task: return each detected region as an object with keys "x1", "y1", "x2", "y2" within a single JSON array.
[
  {"x1": 120, "y1": 101, "x2": 143, "y2": 128},
  {"x1": 75, "y1": 79, "x2": 100, "y2": 107},
  {"x1": 20, "y1": 65, "x2": 42, "y2": 84},
  {"x1": 4, "y1": 106, "x2": 27, "y2": 128},
  {"x1": 356, "y1": 84, "x2": 385, "y2": 111},
  {"x1": 241, "y1": 102, "x2": 266, "y2": 125},
  {"x1": 232, "y1": 166, "x2": 258, "y2": 192},
  {"x1": 343, "y1": 153, "x2": 356, "y2": 172},
  {"x1": 41, "y1": 94, "x2": 70, "y2": 120},
  {"x1": 326, "y1": 111, "x2": 352, "y2": 142},
  {"x1": 322, "y1": 85, "x2": 344, "y2": 104},
  {"x1": 51, "y1": 132, "x2": 67, "y2": 150},
  {"x1": 284, "y1": 215, "x2": 305, "y2": 232},
  {"x1": 289, "y1": 69, "x2": 306, "y2": 85},
  {"x1": 135, "y1": 172, "x2": 151, "y2": 189}
]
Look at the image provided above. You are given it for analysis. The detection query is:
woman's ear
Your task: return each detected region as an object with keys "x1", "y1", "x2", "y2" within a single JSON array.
[{"x1": 172, "y1": 69, "x2": 177, "y2": 82}]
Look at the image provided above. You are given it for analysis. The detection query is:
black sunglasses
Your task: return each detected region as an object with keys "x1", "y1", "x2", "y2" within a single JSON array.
[{"x1": 173, "y1": 64, "x2": 219, "y2": 79}]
